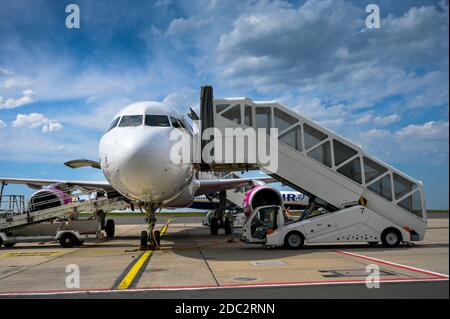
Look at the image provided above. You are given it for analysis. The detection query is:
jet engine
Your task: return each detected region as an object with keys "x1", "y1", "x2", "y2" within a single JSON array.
[
  {"x1": 28, "y1": 187, "x2": 72, "y2": 212},
  {"x1": 243, "y1": 185, "x2": 283, "y2": 217}
]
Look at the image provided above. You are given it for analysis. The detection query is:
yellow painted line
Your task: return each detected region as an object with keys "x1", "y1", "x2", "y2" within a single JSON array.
[
  {"x1": 116, "y1": 219, "x2": 171, "y2": 290},
  {"x1": 117, "y1": 250, "x2": 153, "y2": 289},
  {"x1": 3, "y1": 251, "x2": 63, "y2": 257}
]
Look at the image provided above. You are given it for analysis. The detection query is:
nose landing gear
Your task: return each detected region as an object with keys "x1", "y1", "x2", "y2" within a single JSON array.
[{"x1": 140, "y1": 202, "x2": 162, "y2": 250}]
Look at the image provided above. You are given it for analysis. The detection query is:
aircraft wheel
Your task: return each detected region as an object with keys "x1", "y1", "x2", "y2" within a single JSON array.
[
  {"x1": 224, "y1": 217, "x2": 232, "y2": 235},
  {"x1": 210, "y1": 217, "x2": 219, "y2": 235},
  {"x1": 381, "y1": 228, "x2": 402, "y2": 248},
  {"x1": 140, "y1": 231, "x2": 148, "y2": 250},
  {"x1": 105, "y1": 219, "x2": 115, "y2": 238},
  {"x1": 154, "y1": 230, "x2": 161, "y2": 246},
  {"x1": 59, "y1": 233, "x2": 78, "y2": 248},
  {"x1": 284, "y1": 231, "x2": 304, "y2": 249}
]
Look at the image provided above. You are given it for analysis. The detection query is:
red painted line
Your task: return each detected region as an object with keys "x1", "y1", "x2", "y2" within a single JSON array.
[
  {"x1": 1, "y1": 249, "x2": 448, "y2": 296},
  {"x1": 0, "y1": 276, "x2": 447, "y2": 296},
  {"x1": 335, "y1": 250, "x2": 449, "y2": 279}
]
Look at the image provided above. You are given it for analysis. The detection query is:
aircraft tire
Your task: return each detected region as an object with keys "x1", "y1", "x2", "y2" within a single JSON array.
[
  {"x1": 105, "y1": 219, "x2": 115, "y2": 238},
  {"x1": 140, "y1": 231, "x2": 148, "y2": 249},
  {"x1": 210, "y1": 217, "x2": 219, "y2": 235},
  {"x1": 154, "y1": 230, "x2": 161, "y2": 246},
  {"x1": 224, "y1": 217, "x2": 232, "y2": 235}
]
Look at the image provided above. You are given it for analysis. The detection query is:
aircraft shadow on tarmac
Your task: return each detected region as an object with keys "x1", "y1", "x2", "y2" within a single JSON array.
[
  {"x1": 138, "y1": 227, "x2": 449, "y2": 262},
  {"x1": 1, "y1": 227, "x2": 447, "y2": 255}
]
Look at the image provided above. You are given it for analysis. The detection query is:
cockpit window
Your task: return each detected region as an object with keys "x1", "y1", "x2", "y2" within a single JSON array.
[
  {"x1": 178, "y1": 119, "x2": 186, "y2": 129},
  {"x1": 118, "y1": 115, "x2": 143, "y2": 127},
  {"x1": 145, "y1": 115, "x2": 170, "y2": 127},
  {"x1": 170, "y1": 116, "x2": 180, "y2": 128},
  {"x1": 106, "y1": 117, "x2": 120, "y2": 132}
]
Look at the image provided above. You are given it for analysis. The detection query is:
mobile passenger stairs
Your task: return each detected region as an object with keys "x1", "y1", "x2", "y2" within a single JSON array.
[
  {"x1": 0, "y1": 186, "x2": 129, "y2": 248},
  {"x1": 198, "y1": 86, "x2": 427, "y2": 249}
]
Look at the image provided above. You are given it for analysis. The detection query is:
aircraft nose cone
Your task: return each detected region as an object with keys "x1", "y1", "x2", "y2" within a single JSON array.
[{"x1": 100, "y1": 128, "x2": 188, "y2": 201}]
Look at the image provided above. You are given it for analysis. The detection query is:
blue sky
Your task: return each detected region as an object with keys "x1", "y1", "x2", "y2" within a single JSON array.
[{"x1": 0, "y1": 0, "x2": 448, "y2": 209}]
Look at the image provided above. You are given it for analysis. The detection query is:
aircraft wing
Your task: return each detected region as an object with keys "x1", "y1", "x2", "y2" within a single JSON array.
[
  {"x1": 0, "y1": 177, "x2": 113, "y2": 191},
  {"x1": 195, "y1": 177, "x2": 277, "y2": 196}
]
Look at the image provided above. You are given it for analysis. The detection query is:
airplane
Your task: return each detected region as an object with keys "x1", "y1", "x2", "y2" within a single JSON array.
[
  {"x1": 1, "y1": 88, "x2": 289, "y2": 249},
  {"x1": 191, "y1": 190, "x2": 308, "y2": 211}
]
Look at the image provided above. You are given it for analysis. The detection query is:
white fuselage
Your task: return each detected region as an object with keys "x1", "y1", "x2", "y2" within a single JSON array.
[{"x1": 98, "y1": 101, "x2": 197, "y2": 207}]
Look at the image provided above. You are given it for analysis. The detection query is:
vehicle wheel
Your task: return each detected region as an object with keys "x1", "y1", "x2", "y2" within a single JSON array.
[
  {"x1": 284, "y1": 232, "x2": 304, "y2": 249},
  {"x1": 140, "y1": 231, "x2": 148, "y2": 249},
  {"x1": 3, "y1": 243, "x2": 16, "y2": 248},
  {"x1": 368, "y1": 241, "x2": 379, "y2": 245},
  {"x1": 105, "y1": 219, "x2": 115, "y2": 238},
  {"x1": 154, "y1": 230, "x2": 161, "y2": 246},
  {"x1": 381, "y1": 228, "x2": 402, "y2": 248},
  {"x1": 224, "y1": 217, "x2": 232, "y2": 235},
  {"x1": 210, "y1": 217, "x2": 219, "y2": 235},
  {"x1": 0, "y1": 237, "x2": 3, "y2": 247},
  {"x1": 59, "y1": 233, "x2": 78, "y2": 248}
]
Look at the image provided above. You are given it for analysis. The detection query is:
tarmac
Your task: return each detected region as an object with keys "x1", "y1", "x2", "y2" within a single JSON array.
[{"x1": 0, "y1": 215, "x2": 448, "y2": 298}]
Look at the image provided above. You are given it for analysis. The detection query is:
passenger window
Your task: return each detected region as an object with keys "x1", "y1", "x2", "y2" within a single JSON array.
[
  {"x1": 170, "y1": 116, "x2": 180, "y2": 128},
  {"x1": 307, "y1": 141, "x2": 332, "y2": 168},
  {"x1": 393, "y1": 173, "x2": 416, "y2": 199},
  {"x1": 106, "y1": 117, "x2": 120, "y2": 132},
  {"x1": 363, "y1": 157, "x2": 388, "y2": 184},
  {"x1": 216, "y1": 104, "x2": 230, "y2": 113},
  {"x1": 244, "y1": 105, "x2": 252, "y2": 126},
  {"x1": 221, "y1": 104, "x2": 241, "y2": 124},
  {"x1": 145, "y1": 115, "x2": 170, "y2": 127},
  {"x1": 337, "y1": 157, "x2": 362, "y2": 184},
  {"x1": 255, "y1": 107, "x2": 272, "y2": 132},
  {"x1": 119, "y1": 115, "x2": 143, "y2": 127},
  {"x1": 303, "y1": 123, "x2": 328, "y2": 150},
  {"x1": 279, "y1": 125, "x2": 302, "y2": 151},
  {"x1": 274, "y1": 108, "x2": 298, "y2": 132},
  {"x1": 368, "y1": 174, "x2": 392, "y2": 201},
  {"x1": 397, "y1": 190, "x2": 423, "y2": 218},
  {"x1": 333, "y1": 140, "x2": 357, "y2": 166}
]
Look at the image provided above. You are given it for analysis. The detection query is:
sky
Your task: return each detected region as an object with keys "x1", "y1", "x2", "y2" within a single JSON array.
[{"x1": 0, "y1": 0, "x2": 448, "y2": 209}]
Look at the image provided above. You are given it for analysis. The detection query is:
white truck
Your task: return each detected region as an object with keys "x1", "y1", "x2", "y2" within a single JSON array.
[{"x1": 242, "y1": 204, "x2": 413, "y2": 249}]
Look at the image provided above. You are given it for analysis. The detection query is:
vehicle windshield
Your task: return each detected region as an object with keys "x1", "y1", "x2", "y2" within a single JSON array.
[
  {"x1": 145, "y1": 115, "x2": 170, "y2": 127},
  {"x1": 119, "y1": 115, "x2": 143, "y2": 127},
  {"x1": 106, "y1": 117, "x2": 120, "y2": 132}
]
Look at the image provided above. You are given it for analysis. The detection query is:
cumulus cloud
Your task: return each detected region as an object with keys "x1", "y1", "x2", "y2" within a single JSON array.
[
  {"x1": 12, "y1": 113, "x2": 48, "y2": 128},
  {"x1": 214, "y1": 0, "x2": 448, "y2": 109},
  {"x1": 358, "y1": 121, "x2": 449, "y2": 164},
  {"x1": 0, "y1": 89, "x2": 36, "y2": 109},
  {"x1": 373, "y1": 114, "x2": 401, "y2": 126},
  {"x1": 11, "y1": 113, "x2": 63, "y2": 133},
  {"x1": 42, "y1": 122, "x2": 63, "y2": 133},
  {"x1": 0, "y1": 119, "x2": 6, "y2": 129}
]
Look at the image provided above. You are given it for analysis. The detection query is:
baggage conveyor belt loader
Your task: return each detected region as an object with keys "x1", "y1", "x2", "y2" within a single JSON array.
[{"x1": 0, "y1": 187, "x2": 129, "y2": 248}]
